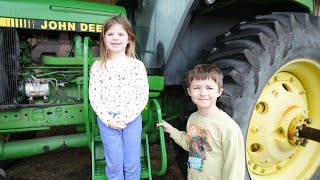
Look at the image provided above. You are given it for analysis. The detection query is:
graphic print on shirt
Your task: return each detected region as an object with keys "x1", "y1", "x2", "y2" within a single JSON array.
[{"x1": 188, "y1": 124, "x2": 212, "y2": 172}]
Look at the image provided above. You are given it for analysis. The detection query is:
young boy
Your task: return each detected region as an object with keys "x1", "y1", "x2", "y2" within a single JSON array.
[{"x1": 158, "y1": 64, "x2": 245, "y2": 180}]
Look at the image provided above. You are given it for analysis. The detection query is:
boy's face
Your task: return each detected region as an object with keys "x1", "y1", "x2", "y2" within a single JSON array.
[{"x1": 187, "y1": 78, "x2": 223, "y2": 110}]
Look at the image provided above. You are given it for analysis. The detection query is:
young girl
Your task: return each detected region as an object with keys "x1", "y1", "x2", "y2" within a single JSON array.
[{"x1": 89, "y1": 16, "x2": 149, "y2": 180}]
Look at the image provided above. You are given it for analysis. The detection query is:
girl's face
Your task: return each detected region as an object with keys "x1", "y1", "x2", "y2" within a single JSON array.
[{"x1": 104, "y1": 24, "x2": 129, "y2": 54}]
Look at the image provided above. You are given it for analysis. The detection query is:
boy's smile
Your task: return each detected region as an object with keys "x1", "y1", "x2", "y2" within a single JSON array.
[{"x1": 187, "y1": 78, "x2": 223, "y2": 114}]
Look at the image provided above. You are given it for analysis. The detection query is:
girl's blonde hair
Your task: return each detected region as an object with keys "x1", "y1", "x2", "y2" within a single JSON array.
[{"x1": 99, "y1": 15, "x2": 136, "y2": 66}]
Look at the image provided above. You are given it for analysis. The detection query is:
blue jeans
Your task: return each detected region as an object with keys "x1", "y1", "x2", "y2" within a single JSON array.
[{"x1": 97, "y1": 114, "x2": 142, "y2": 180}]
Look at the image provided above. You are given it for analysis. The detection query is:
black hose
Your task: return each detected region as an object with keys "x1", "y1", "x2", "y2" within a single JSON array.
[{"x1": 18, "y1": 102, "x2": 82, "y2": 108}]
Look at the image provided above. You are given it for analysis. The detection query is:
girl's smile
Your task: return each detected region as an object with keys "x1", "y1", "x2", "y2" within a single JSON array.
[{"x1": 104, "y1": 24, "x2": 129, "y2": 54}]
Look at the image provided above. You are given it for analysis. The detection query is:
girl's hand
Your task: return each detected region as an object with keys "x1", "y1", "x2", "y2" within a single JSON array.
[
  {"x1": 108, "y1": 120, "x2": 126, "y2": 130},
  {"x1": 107, "y1": 112, "x2": 126, "y2": 129},
  {"x1": 157, "y1": 120, "x2": 175, "y2": 135}
]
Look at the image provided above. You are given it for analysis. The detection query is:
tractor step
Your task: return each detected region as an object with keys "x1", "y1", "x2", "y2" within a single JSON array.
[
  {"x1": 92, "y1": 133, "x2": 151, "y2": 180},
  {"x1": 140, "y1": 157, "x2": 151, "y2": 179},
  {"x1": 93, "y1": 158, "x2": 150, "y2": 179},
  {"x1": 93, "y1": 160, "x2": 107, "y2": 180}
]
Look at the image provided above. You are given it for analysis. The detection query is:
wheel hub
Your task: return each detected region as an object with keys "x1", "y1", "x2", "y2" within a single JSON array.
[
  {"x1": 247, "y1": 72, "x2": 308, "y2": 175},
  {"x1": 246, "y1": 58, "x2": 320, "y2": 179},
  {"x1": 288, "y1": 116, "x2": 312, "y2": 146}
]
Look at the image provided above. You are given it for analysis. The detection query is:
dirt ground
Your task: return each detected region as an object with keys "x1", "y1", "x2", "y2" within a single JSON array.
[{"x1": 5, "y1": 142, "x2": 185, "y2": 180}]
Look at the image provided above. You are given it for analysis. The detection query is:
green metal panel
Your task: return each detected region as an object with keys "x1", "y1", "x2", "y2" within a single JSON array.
[
  {"x1": 255, "y1": 0, "x2": 313, "y2": 13},
  {"x1": 0, "y1": 0, "x2": 126, "y2": 32},
  {"x1": 43, "y1": 56, "x2": 97, "y2": 66},
  {"x1": 0, "y1": 104, "x2": 85, "y2": 133},
  {"x1": 293, "y1": 0, "x2": 314, "y2": 13},
  {"x1": 0, "y1": 0, "x2": 126, "y2": 24},
  {"x1": 148, "y1": 76, "x2": 164, "y2": 91}
]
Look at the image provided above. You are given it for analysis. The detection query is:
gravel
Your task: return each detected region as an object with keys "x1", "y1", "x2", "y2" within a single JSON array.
[{"x1": 5, "y1": 142, "x2": 184, "y2": 180}]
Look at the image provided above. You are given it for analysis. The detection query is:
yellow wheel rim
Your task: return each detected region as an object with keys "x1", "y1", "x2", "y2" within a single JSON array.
[{"x1": 246, "y1": 58, "x2": 320, "y2": 179}]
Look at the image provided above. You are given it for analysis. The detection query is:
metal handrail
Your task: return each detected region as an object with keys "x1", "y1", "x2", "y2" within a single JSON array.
[
  {"x1": 83, "y1": 37, "x2": 93, "y2": 148},
  {"x1": 150, "y1": 98, "x2": 167, "y2": 176}
]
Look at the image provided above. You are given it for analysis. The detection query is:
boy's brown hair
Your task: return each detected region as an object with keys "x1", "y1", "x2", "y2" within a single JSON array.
[{"x1": 186, "y1": 64, "x2": 224, "y2": 89}]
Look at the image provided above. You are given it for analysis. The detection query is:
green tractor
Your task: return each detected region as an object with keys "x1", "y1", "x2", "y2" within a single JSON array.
[{"x1": 0, "y1": 0, "x2": 319, "y2": 179}]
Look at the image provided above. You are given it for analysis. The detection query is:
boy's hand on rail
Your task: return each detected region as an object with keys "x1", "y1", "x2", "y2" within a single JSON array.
[{"x1": 157, "y1": 120, "x2": 175, "y2": 135}]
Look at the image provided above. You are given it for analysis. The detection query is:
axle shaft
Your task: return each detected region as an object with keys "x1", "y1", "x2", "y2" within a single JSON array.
[{"x1": 298, "y1": 124, "x2": 320, "y2": 143}]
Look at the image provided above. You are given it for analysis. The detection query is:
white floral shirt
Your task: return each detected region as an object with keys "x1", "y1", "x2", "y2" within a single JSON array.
[{"x1": 89, "y1": 58, "x2": 149, "y2": 126}]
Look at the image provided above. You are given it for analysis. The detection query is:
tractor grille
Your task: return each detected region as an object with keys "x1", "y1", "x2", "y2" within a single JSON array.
[{"x1": 0, "y1": 27, "x2": 20, "y2": 110}]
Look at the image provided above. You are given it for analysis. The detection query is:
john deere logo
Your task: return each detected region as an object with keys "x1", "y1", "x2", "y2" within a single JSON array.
[{"x1": 0, "y1": 17, "x2": 102, "y2": 33}]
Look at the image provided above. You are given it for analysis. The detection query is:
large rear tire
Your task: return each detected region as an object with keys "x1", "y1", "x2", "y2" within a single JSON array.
[
  {"x1": 0, "y1": 168, "x2": 5, "y2": 180},
  {"x1": 208, "y1": 12, "x2": 320, "y2": 179}
]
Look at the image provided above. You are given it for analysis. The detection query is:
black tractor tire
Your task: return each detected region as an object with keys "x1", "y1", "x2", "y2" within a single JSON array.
[
  {"x1": 0, "y1": 168, "x2": 5, "y2": 180},
  {"x1": 207, "y1": 12, "x2": 320, "y2": 180}
]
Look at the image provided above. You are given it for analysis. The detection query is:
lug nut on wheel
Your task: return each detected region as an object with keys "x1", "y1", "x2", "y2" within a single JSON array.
[
  {"x1": 305, "y1": 118, "x2": 312, "y2": 124},
  {"x1": 301, "y1": 139, "x2": 308, "y2": 147}
]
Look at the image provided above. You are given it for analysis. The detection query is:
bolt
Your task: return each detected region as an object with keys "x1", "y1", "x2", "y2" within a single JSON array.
[
  {"x1": 248, "y1": 160, "x2": 253, "y2": 165},
  {"x1": 274, "y1": 76, "x2": 278, "y2": 81},
  {"x1": 263, "y1": 159, "x2": 270, "y2": 164},
  {"x1": 272, "y1": 90, "x2": 279, "y2": 97},
  {"x1": 261, "y1": 169, "x2": 266, "y2": 173},
  {"x1": 305, "y1": 118, "x2": 312, "y2": 124},
  {"x1": 293, "y1": 131, "x2": 299, "y2": 137},
  {"x1": 299, "y1": 91, "x2": 305, "y2": 95},
  {"x1": 251, "y1": 127, "x2": 259, "y2": 133},
  {"x1": 295, "y1": 140, "x2": 301, "y2": 146},
  {"x1": 296, "y1": 126, "x2": 303, "y2": 131},
  {"x1": 290, "y1": 77, "x2": 294, "y2": 82},
  {"x1": 277, "y1": 165, "x2": 282, "y2": 170},
  {"x1": 302, "y1": 139, "x2": 309, "y2": 147}
]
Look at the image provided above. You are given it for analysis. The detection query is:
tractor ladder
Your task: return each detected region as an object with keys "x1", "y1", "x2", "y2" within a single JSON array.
[{"x1": 83, "y1": 37, "x2": 167, "y2": 180}]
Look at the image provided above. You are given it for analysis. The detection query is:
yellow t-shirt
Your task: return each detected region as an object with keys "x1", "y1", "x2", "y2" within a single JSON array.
[{"x1": 170, "y1": 110, "x2": 245, "y2": 180}]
